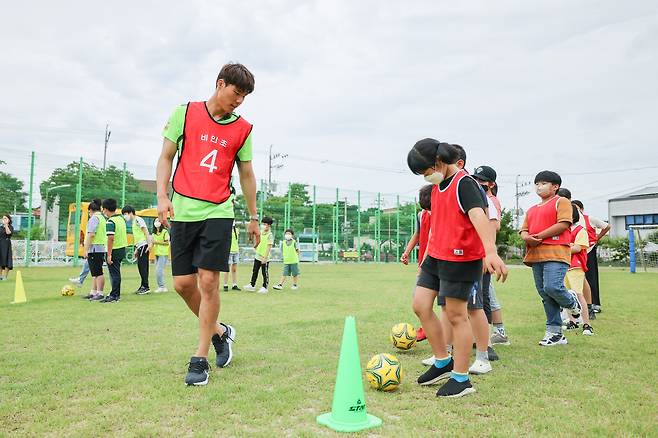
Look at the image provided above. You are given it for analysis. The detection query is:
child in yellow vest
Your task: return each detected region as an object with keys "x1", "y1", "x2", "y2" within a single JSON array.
[
  {"x1": 152, "y1": 219, "x2": 170, "y2": 293},
  {"x1": 223, "y1": 224, "x2": 241, "y2": 291},
  {"x1": 244, "y1": 217, "x2": 274, "y2": 293},
  {"x1": 273, "y1": 229, "x2": 300, "y2": 290}
]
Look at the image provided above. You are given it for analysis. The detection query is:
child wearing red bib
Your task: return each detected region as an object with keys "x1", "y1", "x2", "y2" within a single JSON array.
[
  {"x1": 400, "y1": 184, "x2": 433, "y2": 342},
  {"x1": 521, "y1": 171, "x2": 582, "y2": 347},
  {"x1": 407, "y1": 139, "x2": 508, "y2": 398},
  {"x1": 564, "y1": 204, "x2": 594, "y2": 335}
]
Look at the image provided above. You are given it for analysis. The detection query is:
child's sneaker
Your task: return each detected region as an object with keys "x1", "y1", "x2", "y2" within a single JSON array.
[
  {"x1": 417, "y1": 358, "x2": 453, "y2": 385},
  {"x1": 184, "y1": 357, "x2": 210, "y2": 386},
  {"x1": 223, "y1": 285, "x2": 229, "y2": 292},
  {"x1": 243, "y1": 284, "x2": 255, "y2": 292},
  {"x1": 564, "y1": 321, "x2": 579, "y2": 331},
  {"x1": 257, "y1": 287, "x2": 268, "y2": 294},
  {"x1": 539, "y1": 332, "x2": 568, "y2": 346},
  {"x1": 436, "y1": 378, "x2": 476, "y2": 398},
  {"x1": 421, "y1": 355, "x2": 436, "y2": 366},
  {"x1": 487, "y1": 346, "x2": 499, "y2": 361},
  {"x1": 567, "y1": 290, "x2": 582, "y2": 318},
  {"x1": 136, "y1": 287, "x2": 150, "y2": 295},
  {"x1": 272, "y1": 284, "x2": 283, "y2": 290},
  {"x1": 155, "y1": 287, "x2": 168, "y2": 293},
  {"x1": 416, "y1": 327, "x2": 427, "y2": 342},
  {"x1": 582, "y1": 324, "x2": 594, "y2": 336},
  {"x1": 69, "y1": 277, "x2": 82, "y2": 287},
  {"x1": 89, "y1": 293, "x2": 105, "y2": 301},
  {"x1": 490, "y1": 332, "x2": 510, "y2": 345},
  {"x1": 291, "y1": 285, "x2": 298, "y2": 290},
  {"x1": 468, "y1": 359, "x2": 492, "y2": 375},
  {"x1": 231, "y1": 284, "x2": 241, "y2": 291}
]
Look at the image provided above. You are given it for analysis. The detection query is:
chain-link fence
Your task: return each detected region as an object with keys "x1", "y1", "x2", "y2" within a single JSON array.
[{"x1": 1, "y1": 147, "x2": 420, "y2": 267}]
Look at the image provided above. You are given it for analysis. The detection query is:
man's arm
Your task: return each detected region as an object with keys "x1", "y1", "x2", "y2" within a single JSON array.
[
  {"x1": 469, "y1": 208, "x2": 508, "y2": 282},
  {"x1": 106, "y1": 235, "x2": 114, "y2": 264},
  {"x1": 156, "y1": 138, "x2": 177, "y2": 227},
  {"x1": 236, "y1": 160, "x2": 260, "y2": 247}
]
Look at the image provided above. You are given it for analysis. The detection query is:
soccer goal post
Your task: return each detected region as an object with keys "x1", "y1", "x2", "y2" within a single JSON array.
[{"x1": 628, "y1": 225, "x2": 658, "y2": 273}]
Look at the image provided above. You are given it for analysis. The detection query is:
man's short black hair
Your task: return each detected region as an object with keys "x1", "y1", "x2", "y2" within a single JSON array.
[
  {"x1": 102, "y1": 198, "x2": 117, "y2": 212},
  {"x1": 534, "y1": 170, "x2": 562, "y2": 187},
  {"x1": 121, "y1": 205, "x2": 135, "y2": 215},
  {"x1": 217, "y1": 63, "x2": 255, "y2": 94},
  {"x1": 557, "y1": 188, "x2": 572, "y2": 200},
  {"x1": 262, "y1": 216, "x2": 274, "y2": 225},
  {"x1": 419, "y1": 185, "x2": 433, "y2": 210},
  {"x1": 572, "y1": 200, "x2": 584, "y2": 210}
]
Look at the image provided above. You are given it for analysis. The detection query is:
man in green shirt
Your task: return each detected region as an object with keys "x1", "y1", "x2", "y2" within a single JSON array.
[
  {"x1": 156, "y1": 63, "x2": 260, "y2": 386},
  {"x1": 100, "y1": 198, "x2": 128, "y2": 304}
]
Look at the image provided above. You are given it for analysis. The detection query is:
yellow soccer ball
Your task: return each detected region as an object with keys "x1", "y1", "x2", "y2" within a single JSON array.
[
  {"x1": 61, "y1": 285, "x2": 76, "y2": 296},
  {"x1": 366, "y1": 353, "x2": 403, "y2": 392},
  {"x1": 390, "y1": 323, "x2": 417, "y2": 350}
]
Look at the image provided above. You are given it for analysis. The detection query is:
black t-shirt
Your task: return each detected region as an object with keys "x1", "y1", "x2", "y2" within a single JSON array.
[{"x1": 434, "y1": 173, "x2": 487, "y2": 281}]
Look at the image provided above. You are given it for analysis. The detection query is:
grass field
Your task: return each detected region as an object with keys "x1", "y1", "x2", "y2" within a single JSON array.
[{"x1": 1, "y1": 263, "x2": 657, "y2": 437}]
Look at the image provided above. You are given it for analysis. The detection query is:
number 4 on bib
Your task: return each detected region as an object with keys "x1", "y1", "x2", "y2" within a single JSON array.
[{"x1": 200, "y1": 150, "x2": 218, "y2": 173}]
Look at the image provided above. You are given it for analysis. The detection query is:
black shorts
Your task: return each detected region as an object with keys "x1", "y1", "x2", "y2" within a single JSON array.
[
  {"x1": 436, "y1": 279, "x2": 483, "y2": 309},
  {"x1": 417, "y1": 256, "x2": 481, "y2": 303},
  {"x1": 170, "y1": 218, "x2": 233, "y2": 276},
  {"x1": 88, "y1": 252, "x2": 106, "y2": 277}
]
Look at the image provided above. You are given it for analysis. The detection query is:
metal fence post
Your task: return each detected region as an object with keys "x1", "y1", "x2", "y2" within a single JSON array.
[
  {"x1": 24, "y1": 151, "x2": 35, "y2": 266},
  {"x1": 73, "y1": 158, "x2": 83, "y2": 267}
]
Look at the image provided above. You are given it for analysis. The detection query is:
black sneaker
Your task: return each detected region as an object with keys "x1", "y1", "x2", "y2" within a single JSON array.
[
  {"x1": 592, "y1": 305, "x2": 601, "y2": 313},
  {"x1": 100, "y1": 295, "x2": 120, "y2": 304},
  {"x1": 81, "y1": 293, "x2": 94, "y2": 300},
  {"x1": 212, "y1": 323, "x2": 236, "y2": 368},
  {"x1": 417, "y1": 358, "x2": 453, "y2": 386},
  {"x1": 582, "y1": 324, "x2": 594, "y2": 336},
  {"x1": 487, "y1": 346, "x2": 499, "y2": 361},
  {"x1": 436, "y1": 378, "x2": 476, "y2": 398},
  {"x1": 136, "y1": 287, "x2": 150, "y2": 295},
  {"x1": 223, "y1": 285, "x2": 229, "y2": 292},
  {"x1": 185, "y1": 357, "x2": 210, "y2": 386},
  {"x1": 589, "y1": 308, "x2": 597, "y2": 320},
  {"x1": 564, "y1": 321, "x2": 579, "y2": 331},
  {"x1": 231, "y1": 285, "x2": 241, "y2": 291},
  {"x1": 90, "y1": 294, "x2": 105, "y2": 301}
]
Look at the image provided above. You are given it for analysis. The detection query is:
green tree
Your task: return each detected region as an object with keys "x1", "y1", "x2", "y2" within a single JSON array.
[
  {"x1": 0, "y1": 163, "x2": 28, "y2": 214},
  {"x1": 39, "y1": 162, "x2": 153, "y2": 236}
]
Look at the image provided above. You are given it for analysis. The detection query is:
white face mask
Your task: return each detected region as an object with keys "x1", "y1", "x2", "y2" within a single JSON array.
[
  {"x1": 424, "y1": 171, "x2": 445, "y2": 185},
  {"x1": 123, "y1": 214, "x2": 131, "y2": 222},
  {"x1": 154, "y1": 220, "x2": 161, "y2": 228},
  {"x1": 285, "y1": 233, "x2": 293, "y2": 241},
  {"x1": 535, "y1": 182, "x2": 551, "y2": 196}
]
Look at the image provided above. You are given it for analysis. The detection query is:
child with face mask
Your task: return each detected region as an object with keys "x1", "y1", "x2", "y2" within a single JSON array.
[
  {"x1": 244, "y1": 217, "x2": 274, "y2": 293},
  {"x1": 273, "y1": 229, "x2": 300, "y2": 290},
  {"x1": 407, "y1": 139, "x2": 508, "y2": 398},
  {"x1": 152, "y1": 219, "x2": 170, "y2": 293},
  {"x1": 520, "y1": 171, "x2": 582, "y2": 346},
  {"x1": 122, "y1": 205, "x2": 153, "y2": 294}
]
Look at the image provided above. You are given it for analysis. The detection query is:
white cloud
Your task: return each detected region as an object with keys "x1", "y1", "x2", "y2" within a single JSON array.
[{"x1": 2, "y1": 0, "x2": 657, "y2": 219}]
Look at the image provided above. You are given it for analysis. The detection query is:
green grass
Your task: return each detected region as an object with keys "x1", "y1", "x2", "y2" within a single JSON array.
[{"x1": 1, "y1": 263, "x2": 657, "y2": 437}]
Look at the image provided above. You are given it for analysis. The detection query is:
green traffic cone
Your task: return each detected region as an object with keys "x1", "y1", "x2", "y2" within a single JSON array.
[{"x1": 317, "y1": 316, "x2": 382, "y2": 433}]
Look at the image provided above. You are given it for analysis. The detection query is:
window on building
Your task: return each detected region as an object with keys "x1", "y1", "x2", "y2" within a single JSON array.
[{"x1": 625, "y1": 214, "x2": 658, "y2": 229}]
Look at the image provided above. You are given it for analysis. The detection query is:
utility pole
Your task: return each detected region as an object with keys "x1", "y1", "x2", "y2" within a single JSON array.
[
  {"x1": 267, "y1": 144, "x2": 287, "y2": 195},
  {"x1": 515, "y1": 175, "x2": 531, "y2": 229},
  {"x1": 103, "y1": 124, "x2": 111, "y2": 170}
]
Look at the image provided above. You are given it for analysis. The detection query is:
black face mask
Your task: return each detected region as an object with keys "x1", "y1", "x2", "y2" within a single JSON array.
[{"x1": 480, "y1": 184, "x2": 489, "y2": 193}]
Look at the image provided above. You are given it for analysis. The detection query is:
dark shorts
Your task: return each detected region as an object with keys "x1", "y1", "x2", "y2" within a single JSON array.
[
  {"x1": 436, "y1": 280, "x2": 483, "y2": 309},
  {"x1": 88, "y1": 252, "x2": 105, "y2": 277},
  {"x1": 416, "y1": 256, "x2": 481, "y2": 303},
  {"x1": 170, "y1": 218, "x2": 233, "y2": 276}
]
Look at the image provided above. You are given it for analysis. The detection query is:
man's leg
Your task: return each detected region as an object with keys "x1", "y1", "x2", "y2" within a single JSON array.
[{"x1": 194, "y1": 268, "x2": 221, "y2": 357}]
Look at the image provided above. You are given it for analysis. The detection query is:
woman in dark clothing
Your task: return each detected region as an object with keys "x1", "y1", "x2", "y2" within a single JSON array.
[{"x1": 0, "y1": 214, "x2": 14, "y2": 280}]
